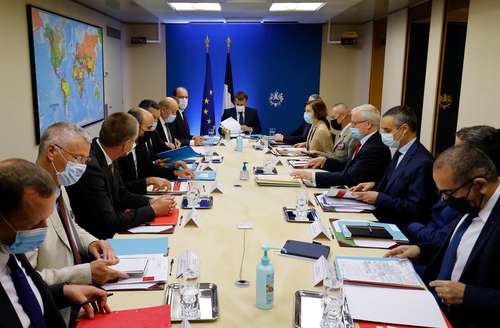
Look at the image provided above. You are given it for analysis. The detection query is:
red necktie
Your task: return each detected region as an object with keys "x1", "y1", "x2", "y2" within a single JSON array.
[
  {"x1": 57, "y1": 196, "x2": 82, "y2": 264},
  {"x1": 352, "y1": 143, "x2": 361, "y2": 159}
]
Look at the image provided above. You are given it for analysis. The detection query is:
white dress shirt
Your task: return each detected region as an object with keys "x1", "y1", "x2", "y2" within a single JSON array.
[
  {"x1": 450, "y1": 183, "x2": 500, "y2": 280},
  {"x1": 395, "y1": 137, "x2": 416, "y2": 168},
  {"x1": 0, "y1": 246, "x2": 44, "y2": 328},
  {"x1": 159, "y1": 117, "x2": 173, "y2": 143},
  {"x1": 96, "y1": 138, "x2": 113, "y2": 166}
]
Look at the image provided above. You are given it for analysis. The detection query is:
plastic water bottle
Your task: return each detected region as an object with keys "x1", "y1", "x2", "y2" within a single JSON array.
[{"x1": 235, "y1": 134, "x2": 243, "y2": 152}]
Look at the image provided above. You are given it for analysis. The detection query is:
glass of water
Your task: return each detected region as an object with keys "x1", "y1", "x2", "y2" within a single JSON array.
[
  {"x1": 320, "y1": 276, "x2": 344, "y2": 328},
  {"x1": 295, "y1": 190, "x2": 309, "y2": 221},
  {"x1": 204, "y1": 145, "x2": 213, "y2": 163},
  {"x1": 180, "y1": 268, "x2": 200, "y2": 320},
  {"x1": 187, "y1": 183, "x2": 201, "y2": 209},
  {"x1": 263, "y1": 155, "x2": 275, "y2": 174}
]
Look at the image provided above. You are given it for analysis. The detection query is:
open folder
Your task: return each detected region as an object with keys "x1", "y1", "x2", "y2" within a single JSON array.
[
  {"x1": 255, "y1": 175, "x2": 301, "y2": 187},
  {"x1": 155, "y1": 146, "x2": 200, "y2": 162},
  {"x1": 77, "y1": 305, "x2": 171, "y2": 328}
]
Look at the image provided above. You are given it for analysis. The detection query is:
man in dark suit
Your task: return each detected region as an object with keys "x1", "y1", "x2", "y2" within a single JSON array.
[
  {"x1": 170, "y1": 87, "x2": 203, "y2": 146},
  {"x1": 66, "y1": 113, "x2": 177, "y2": 239},
  {"x1": 219, "y1": 91, "x2": 262, "y2": 135},
  {"x1": 385, "y1": 144, "x2": 500, "y2": 328},
  {"x1": 351, "y1": 106, "x2": 437, "y2": 226},
  {"x1": 156, "y1": 97, "x2": 180, "y2": 149},
  {"x1": 0, "y1": 159, "x2": 110, "y2": 328},
  {"x1": 118, "y1": 108, "x2": 194, "y2": 194},
  {"x1": 292, "y1": 104, "x2": 391, "y2": 187}
]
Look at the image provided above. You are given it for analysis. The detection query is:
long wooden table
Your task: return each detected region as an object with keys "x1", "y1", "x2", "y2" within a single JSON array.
[{"x1": 109, "y1": 139, "x2": 386, "y2": 327}]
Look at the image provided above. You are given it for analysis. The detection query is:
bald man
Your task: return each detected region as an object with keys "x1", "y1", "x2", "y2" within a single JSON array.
[
  {"x1": 117, "y1": 107, "x2": 195, "y2": 194},
  {"x1": 156, "y1": 97, "x2": 180, "y2": 150}
]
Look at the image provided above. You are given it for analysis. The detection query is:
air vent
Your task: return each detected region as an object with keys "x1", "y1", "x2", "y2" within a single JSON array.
[{"x1": 106, "y1": 26, "x2": 121, "y2": 40}]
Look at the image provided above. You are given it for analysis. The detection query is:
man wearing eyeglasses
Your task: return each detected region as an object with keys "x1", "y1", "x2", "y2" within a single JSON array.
[
  {"x1": 27, "y1": 122, "x2": 127, "y2": 326},
  {"x1": 385, "y1": 144, "x2": 500, "y2": 327}
]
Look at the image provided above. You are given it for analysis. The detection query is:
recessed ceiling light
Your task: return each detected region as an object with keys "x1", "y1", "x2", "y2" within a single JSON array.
[
  {"x1": 167, "y1": 2, "x2": 222, "y2": 11},
  {"x1": 269, "y1": 2, "x2": 325, "y2": 11}
]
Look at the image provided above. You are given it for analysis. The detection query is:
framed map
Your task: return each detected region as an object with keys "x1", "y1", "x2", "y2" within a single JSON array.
[{"x1": 27, "y1": 6, "x2": 105, "y2": 142}]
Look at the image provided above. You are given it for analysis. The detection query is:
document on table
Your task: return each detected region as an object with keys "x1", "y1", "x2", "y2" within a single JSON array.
[
  {"x1": 344, "y1": 284, "x2": 447, "y2": 328},
  {"x1": 335, "y1": 256, "x2": 424, "y2": 289},
  {"x1": 176, "y1": 249, "x2": 200, "y2": 278},
  {"x1": 127, "y1": 225, "x2": 174, "y2": 234},
  {"x1": 110, "y1": 257, "x2": 148, "y2": 275},
  {"x1": 322, "y1": 193, "x2": 375, "y2": 211},
  {"x1": 220, "y1": 117, "x2": 241, "y2": 134}
]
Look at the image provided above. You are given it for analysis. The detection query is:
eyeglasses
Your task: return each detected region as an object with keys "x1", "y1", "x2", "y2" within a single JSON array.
[
  {"x1": 54, "y1": 144, "x2": 90, "y2": 164},
  {"x1": 439, "y1": 176, "x2": 483, "y2": 198}
]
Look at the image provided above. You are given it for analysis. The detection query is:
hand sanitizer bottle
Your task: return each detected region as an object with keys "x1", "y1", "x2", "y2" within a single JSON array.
[
  {"x1": 240, "y1": 162, "x2": 249, "y2": 181},
  {"x1": 256, "y1": 244, "x2": 285, "y2": 310}
]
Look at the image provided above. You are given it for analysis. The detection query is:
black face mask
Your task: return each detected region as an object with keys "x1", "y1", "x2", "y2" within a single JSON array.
[
  {"x1": 330, "y1": 119, "x2": 342, "y2": 131},
  {"x1": 443, "y1": 182, "x2": 482, "y2": 215},
  {"x1": 139, "y1": 130, "x2": 154, "y2": 143}
]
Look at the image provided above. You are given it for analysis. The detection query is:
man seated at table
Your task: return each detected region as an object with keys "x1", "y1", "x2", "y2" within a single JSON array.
[
  {"x1": 171, "y1": 86, "x2": 203, "y2": 146},
  {"x1": 26, "y1": 122, "x2": 126, "y2": 326},
  {"x1": 385, "y1": 144, "x2": 500, "y2": 328},
  {"x1": 138, "y1": 99, "x2": 178, "y2": 152},
  {"x1": 65, "y1": 112, "x2": 177, "y2": 239},
  {"x1": 406, "y1": 125, "x2": 500, "y2": 244},
  {"x1": 291, "y1": 104, "x2": 391, "y2": 188},
  {"x1": 219, "y1": 91, "x2": 262, "y2": 135},
  {"x1": 306, "y1": 102, "x2": 355, "y2": 170},
  {"x1": 0, "y1": 159, "x2": 111, "y2": 327},
  {"x1": 156, "y1": 97, "x2": 181, "y2": 150},
  {"x1": 117, "y1": 107, "x2": 194, "y2": 194},
  {"x1": 350, "y1": 106, "x2": 437, "y2": 229},
  {"x1": 273, "y1": 94, "x2": 320, "y2": 144}
]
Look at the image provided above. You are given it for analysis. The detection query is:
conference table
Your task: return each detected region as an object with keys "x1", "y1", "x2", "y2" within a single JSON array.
[{"x1": 109, "y1": 138, "x2": 386, "y2": 327}]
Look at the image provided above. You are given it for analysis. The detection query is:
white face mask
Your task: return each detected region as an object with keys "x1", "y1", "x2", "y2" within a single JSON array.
[
  {"x1": 179, "y1": 98, "x2": 188, "y2": 111},
  {"x1": 236, "y1": 105, "x2": 245, "y2": 113},
  {"x1": 51, "y1": 148, "x2": 87, "y2": 186},
  {"x1": 166, "y1": 113, "x2": 177, "y2": 123}
]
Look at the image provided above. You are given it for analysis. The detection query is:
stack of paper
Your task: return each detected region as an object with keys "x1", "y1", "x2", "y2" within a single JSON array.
[
  {"x1": 326, "y1": 187, "x2": 355, "y2": 199},
  {"x1": 315, "y1": 193, "x2": 375, "y2": 212},
  {"x1": 77, "y1": 305, "x2": 171, "y2": 328},
  {"x1": 126, "y1": 210, "x2": 179, "y2": 234},
  {"x1": 255, "y1": 175, "x2": 301, "y2": 187},
  {"x1": 110, "y1": 257, "x2": 148, "y2": 276},
  {"x1": 335, "y1": 256, "x2": 424, "y2": 289},
  {"x1": 220, "y1": 117, "x2": 241, "y2": 134},
  {"x1": 271, "y1": 147, "x2": 309, "y2": 157},
  {"x1": 288, "y1": 159, "x2": 310, "y2": 168}
]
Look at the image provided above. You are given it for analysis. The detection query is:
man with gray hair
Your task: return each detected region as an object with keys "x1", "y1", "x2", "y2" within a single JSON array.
[
  {"x1": 66, "y1": 113, "x2": 177, "y2": 240},
  {"x1": 385, "y1": 144, "x2": 500, "y2": 327},
  {"x1": 292, "y1": 104, "x2": 391, "y2": 187},
  {"x1": 27, "y1": 122, "x2": 127, "y2": 325},
  {"x1": 156, "y1": 97, "x2": 181, "y2": 150}
]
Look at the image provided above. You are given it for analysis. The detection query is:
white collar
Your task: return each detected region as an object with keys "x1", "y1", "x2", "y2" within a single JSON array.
[
  {"x1": 96, "y1": 139, "x2": 113, "y2": 166},
  {"x1": 478, "y1": 182, "x2": 500, "y2": 223},
  {"x1": 341, "y1": 122, "x2": 352, "y2": 136},
  {"x1": 0, "y1": 245, "x2": 10, "y2": 270},
  {"x1": 398, "y1": 137, "x2": 417, "y2": 155},
  {"x1": 360, "y1": 131, "x2": 376, "y2": 146},
  {"x1": 159, "y1": 116, "x2": 166, "y2": 126}
]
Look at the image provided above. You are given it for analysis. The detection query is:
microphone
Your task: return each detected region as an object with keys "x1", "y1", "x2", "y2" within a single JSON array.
[{"x1": 235, "y1": 223, "x2": 253, "y2": 288}]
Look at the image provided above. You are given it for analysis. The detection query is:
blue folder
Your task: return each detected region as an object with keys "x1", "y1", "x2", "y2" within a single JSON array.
[
  {"x1": 155, "y1": 146, "x2": 200, "y2": 162},
  {"x1": 107, "y1": 237, "x2": 169, "y2": 256}
]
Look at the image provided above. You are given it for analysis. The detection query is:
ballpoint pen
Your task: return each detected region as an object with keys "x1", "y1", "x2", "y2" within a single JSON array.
[
  {"x1": 169, "y1": 259, "x2": 174, "y2": 276},
  {"x1": 179, "y1": 215, "x2": 183, "y2": 226}
]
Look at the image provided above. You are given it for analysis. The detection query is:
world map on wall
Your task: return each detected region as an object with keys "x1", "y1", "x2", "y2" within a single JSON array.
[{"x1": 29, "y1": 6, "x2": 105, "y2": 139}]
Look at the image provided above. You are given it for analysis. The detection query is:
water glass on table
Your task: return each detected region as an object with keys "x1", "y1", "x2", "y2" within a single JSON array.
[
  {"x1": 320, "y1": 276, "x2": 344, "y2": 328},
  {"x1": 180, "y1": 268, "x2": 200, "y2": 320}
]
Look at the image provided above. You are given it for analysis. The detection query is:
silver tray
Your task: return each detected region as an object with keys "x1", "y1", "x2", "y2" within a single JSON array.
[
  {"x1": 294, "y1": 290, "x2": 354, "y2": 328},
  {"x1": 164, "y1": 283, "x2": 219, "y2": 322}
]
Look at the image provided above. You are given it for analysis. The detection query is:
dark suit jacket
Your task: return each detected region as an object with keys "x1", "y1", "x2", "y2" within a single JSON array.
[
  {"x1": 0, "y1": 254, "x2": 67, "y2": 328},
  {"x1": 420, "y1": 194, "x2": 500, "y2": 327},
  {"x1": 155, "y1": 119, "x2": 176, "y2": 147},
  {"x1": 315, "y1": 132, "x2": 391, "y2": 188},
  {"x1": 283, "y1": 122, "x2": 311, "y2": 145},
  {"x1": 66, "y1": 139, "x2": 155, "y2": 239},
  {"x1": 117, "y1": 135, "x2": 176, "y2": 194},
  {"x1": 169, "y1": 111, "x2": 192, "y2": 146},
  {"x1": 219, "y1": 107, "x2": 262, "y2": 134},
  {"x1": 374, "y1": 140, "x2": 437, "y2": 225}
]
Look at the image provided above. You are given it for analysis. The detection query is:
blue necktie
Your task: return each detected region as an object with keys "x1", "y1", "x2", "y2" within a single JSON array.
[
  {"x1": 378, "y1": 151, "x2": 401, "y2": 191},
  {"x1": 436, "y1": 213, "x2": 476, "y2": 280},
  {"x1": 7, "y1": 255, "x2": 47, "y2": 328}
]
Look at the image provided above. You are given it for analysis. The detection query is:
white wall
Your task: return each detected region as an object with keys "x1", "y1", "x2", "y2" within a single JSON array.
[
  {"x1": 319, "y1": 22, "x2": 373, "y2": 109},
  {"x1": 457, "y1": 0, "x2": 500, "y2": 129},
  {"x1": 381, "y1": 8, "x2": 408, "y2": 113},
  {"x1": 0, "y1": 0, "x2": 123, "y2": 160}
]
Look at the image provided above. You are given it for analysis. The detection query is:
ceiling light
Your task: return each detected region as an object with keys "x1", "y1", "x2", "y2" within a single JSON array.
[
  {"x1": 269, "y1": 2, "x2": 325, "y2": 11},
  {"x1": 168, "y1": 2, "x2": 222, "y2": 11}
]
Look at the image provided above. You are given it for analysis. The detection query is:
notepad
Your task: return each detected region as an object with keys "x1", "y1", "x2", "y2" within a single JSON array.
[
  {"x1": 110, "y1": 257, "x2": 148, "y2": 275},
  {"x1": 107, "y1": 238, "x2": 168, "y2": 256},
  {"x1": 76, "y1": 305, "x2": 171, "y2": 327}
]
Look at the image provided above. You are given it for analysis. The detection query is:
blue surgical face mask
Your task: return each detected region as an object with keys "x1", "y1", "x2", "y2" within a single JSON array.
[
  {"x1": 381, "y1": 132, "x2": 400, "y2": 149},
  {"x1": 350, "y1": 127, "x2": 364, "y2": 140},
  {"x1": 303, "y1": 112, "x2": 313, "y2": 124},
  {"x1": 179, "y1": 98, "x2": 188, "y2": 111},
  {"x1": 51, "y1": 149, "x2": 87, "y2": 186},
  {"x1": 1, "y1": 214, "x2": 47, "y2": 254},
  {"x1": 166, "y1": 114, "x2": 177, "y2": 123}
]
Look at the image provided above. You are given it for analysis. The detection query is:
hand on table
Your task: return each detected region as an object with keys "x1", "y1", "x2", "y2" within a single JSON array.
[
  {"x1": 274, "y1": 133, "x2": 284, "y2": 142},
  {"x1": 429, "y1": 280, "x2": 466, "y2": 305},
  {"x1": 350, "y1": 182, "x2": 375, "y2": 192},
  {"x1": 290, "y1": 170, "x2": 313, "y2": 180},
  {"x1": 150, "y1": 195, "x2": 177, "y2": 216},
  {"x1": 63, "y1": 284, "x2": 111, "y2": 319},
  {"x1": 352, "y1": 191, "x2": 379, "y2": 204},
  {"x1": 88, "y1": 240, "x2": 117, "y2": 261},
  {"x1": 175, "y1": 169, "x2": 195, "y2": 179},
  {"x1": 90, "y1": 258, "x2": 129, "y2": 285},
  {"x1": 305, "y1": 157, "x2": 326, "y2": 169},
  {"x1": 384, "y1": 245, "x2": 421, "y2": 260},
  {"x1": 146, "y1": 177, "x2": 170, "y2": 191}
]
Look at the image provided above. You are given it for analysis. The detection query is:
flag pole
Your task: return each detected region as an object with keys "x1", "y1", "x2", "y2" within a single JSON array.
[
  {"x1": 226, "y1": 36, "x2": 231, "y2": 53},
  {"x1": 205, "y1": 35, "x2": 210, "y2": 53}
]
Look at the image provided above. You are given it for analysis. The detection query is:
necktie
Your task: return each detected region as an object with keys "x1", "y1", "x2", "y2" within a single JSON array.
[
  {"x1": 352, "y1": 143, "x2": 361, "y2": 159},
  {"x1": 7, "y1": 255, "x2": 47, "y2": 328},
  {"x1": 436, "y1": 213, "x2": 476, "y2": 280},
  {"x1": 238, "y1": 112, "x2": 244, "y2": 125},
  {"x1": 387, "y1": 151, "x2": 402, "y2": 179},
  {"x1": 57, "y1": 196, "x2": 82, "y2": 264}
]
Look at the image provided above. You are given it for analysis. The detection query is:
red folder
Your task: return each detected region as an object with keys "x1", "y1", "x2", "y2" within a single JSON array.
[
  {"x1": 77, "y1": 304, "x2": 171, "y2": 328},
  {"x1": 150, "y1": 209, "x2": 179, "y2": 226}
]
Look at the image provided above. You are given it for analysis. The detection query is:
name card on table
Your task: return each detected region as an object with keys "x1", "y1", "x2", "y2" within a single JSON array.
[
  {"x1": 184, "y1": 210, "x2": 200, "y2": 227},
  {"x1": 200, "y1": 163, "x2": 217, "y2": 172},
  {"x1": 176, "y1": 250, "x2": 200, "y2": 278},
  {"x1": 312, "y1": 255, "x2": 335, "y2": 286},
  {"x1": 209, "y1": 182, "x2": 224, "y2": 194},
  {"x1": 310, "y1": 220, "x2": 332, "y2": 240}
]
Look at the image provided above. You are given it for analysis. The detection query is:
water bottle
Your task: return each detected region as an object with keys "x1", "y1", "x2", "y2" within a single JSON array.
[
  {"x1": 235, "y1": 134, "x2": 243, "y2": 152},
  {"x1": 240, "y1": 162, "x2": 249, "y2": 181}
]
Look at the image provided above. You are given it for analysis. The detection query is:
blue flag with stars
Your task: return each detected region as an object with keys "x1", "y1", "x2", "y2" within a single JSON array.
[{"x1": 200, "y1": 51, "x2": 215, "y2": 135}]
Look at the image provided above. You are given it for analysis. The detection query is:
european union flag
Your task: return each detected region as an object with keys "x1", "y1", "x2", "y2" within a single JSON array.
[{"x1": 200, "y1": 44, "x2": 215, "y2": 136}]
